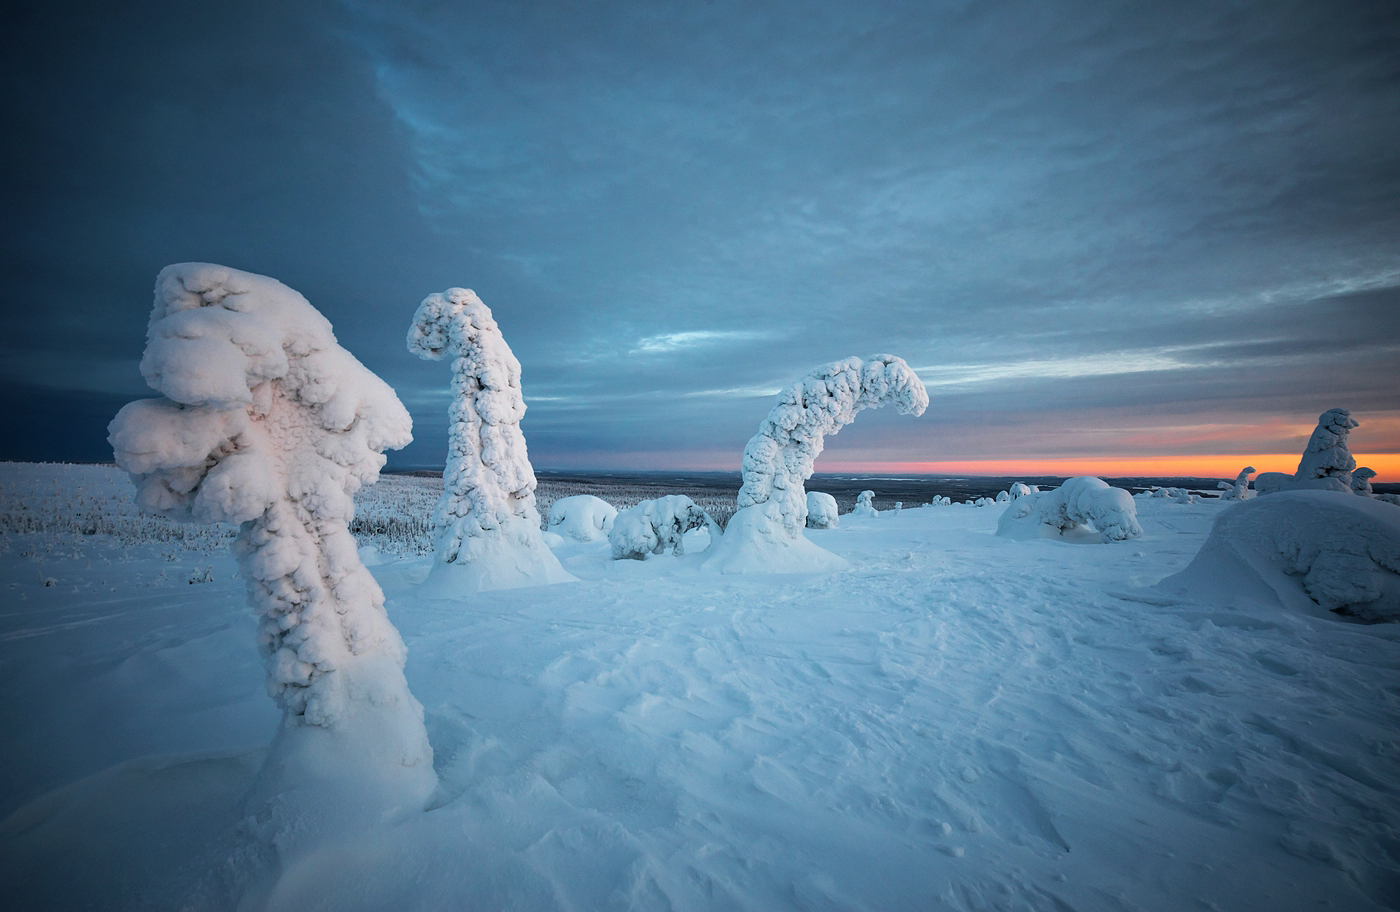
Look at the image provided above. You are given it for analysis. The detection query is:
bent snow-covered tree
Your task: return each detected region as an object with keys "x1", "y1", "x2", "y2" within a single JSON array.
[
  {"x1": 706, "y1": 355, "x2": 928, "y2": 573},
  {"x1": 407, "y1": 288, "x2": 573, "y2": 594},
  {"x1": 108, "y1": 263, "x2": 435, "y2": 826},
  {"x1": 1256, "y1": 408, "x2": 1359, "y2": 496},
  {"x1": 1218, "y1": 466, "x2": 1255, "y2": 501}
]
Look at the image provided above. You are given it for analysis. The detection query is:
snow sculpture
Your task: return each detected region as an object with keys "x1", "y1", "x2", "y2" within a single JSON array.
[
  {"x1": 407, "y1": 287, "x2": 574, "y2": 594},
  {"x1": 549, "y1": 494, "x2": 618, "y2": 542},
  {"x1": 108, "y1": 263, "x2": 435, "y2": 826},
  {"x1": 1351, "y1": 467, "x2": 1377, "y2": 497},
  {"x1": 706, "y1": 355, "x2": 927, "y2": 574},
  {"x1": 1256, "y1": 408, "x2": 1359, "y2": 496},
  {"x1": 806, "y1": 491, "x2": 840, "y2": 529},
  {"x1": 851, "y1": 490, "x2": 878, "y2": 518},
  {"x1": 996, "y1": 476, "x2": 1142, "y2": 543},
  {"x1": 1158, "y1": 491, "x2": 1400, "y2": 621},
  {"x1": 609, "y1": 495, "x2": 722, "y2": 560},
  {"x1": 1218, "y1": 466, "x2": 1255, "y2": 501}
]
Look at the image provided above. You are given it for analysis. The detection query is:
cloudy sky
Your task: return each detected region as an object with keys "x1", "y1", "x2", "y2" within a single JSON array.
[{"x1": 3, "y1": 0, "x2": 1397, "y2": 476}]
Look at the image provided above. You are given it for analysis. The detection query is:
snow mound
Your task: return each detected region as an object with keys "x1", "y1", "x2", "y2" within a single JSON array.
[
  {"x1": 107, "y1": 263, "x2": 434, "y2": 829},
  {"x1": 548, "y1": 494, "x2": 618, "y2": 542},
  {"x1": 805, "y1": 491, "x2": 839, "y2": 529},
  {"x1": 711, "y1": 355, "x2": 927, "y2": 574},
  {"x1": 997, "y1": 476, "x2": 1143, "y2": 543},
  {"x1": 609, "y1": 495, "x2": 721, "y2": 560},
  {"x1": 702, "y1": 499, "x2": 850, "y2": 574},
  {"x1": 408, "y1": 287, "x2": 574, "y2": 594},
  {"x1": 1158, "y1": 490, "x2": 1400, "y2": 621}
]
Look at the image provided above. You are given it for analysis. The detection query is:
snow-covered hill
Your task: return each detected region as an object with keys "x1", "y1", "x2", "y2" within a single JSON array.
[{"x1": 1, "y1": 463, "x2": 1397, "y2": 911}]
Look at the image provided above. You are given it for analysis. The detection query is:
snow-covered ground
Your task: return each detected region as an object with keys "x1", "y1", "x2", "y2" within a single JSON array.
[{"x1": 2, "y1": 463, "x2": 1397, "y2": 911}]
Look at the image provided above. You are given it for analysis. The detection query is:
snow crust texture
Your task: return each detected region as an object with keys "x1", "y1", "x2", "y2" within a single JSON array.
[
  {"x1": 805, "y1": 491, "x2": 839, "y2": 529},
  {"x1": 408, "y1": 288, "x2": 572, "y2": 593},
  {"x1": 107, "y1": 264, "x2": 434, "y2": 810},
  {"x1": 548, "y1": 494, "x2": 618, "y2": 542},
  {"x1": 997, "y1": 476, "x2": 1143, "y2": 543},
  {"x1": 1164, "y1": 490, "x2": 1400, "y2": 621},
  {"x1": 609, "y1": 495, "x2": 721, "y2": 560}
]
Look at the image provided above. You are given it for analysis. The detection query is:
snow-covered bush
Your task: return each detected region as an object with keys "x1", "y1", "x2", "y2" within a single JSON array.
[
  {"x1": 1257, "y1": 408, "x2": 1359, "y2": 496},
  {"x1": 1351, "y1": 467, "x2": 1377, "y2": 497},
  {"x1": 1159, "y1": 491, "x2": 1400, "y2": 621},
  {"x1": 997, "y1": 476, "x2": 1142, "y2": 543},
  {"x1": 1009, "y1": 483, "x2": 1036, "y2": 499},
  {"x1": 1218, "y1": 466, "x2": 1255, "y2": 501},
  {"x1": 806, "y1": 491, "x2": 839, "y2": 529},
  {"x1": 610, "y1": 495, "x2": 721, "y2": 560},
  {"x1": 851, "y1": 489, "x2": 878, "y2": 518},
  {"x1": 707, "y1": 355, "x2": 927, "y2": 574},
  {"x1": 108, "y1": 263, "x2": 435, "y2": 822},
  {"x1": 408, "y1": 288, "x2": 573, "y2": 593},
  {"x1": 995, "y1": 490, "x2": 1011, "y2": 503},
  {"x1": 928, "y1": 495, "x2": 952, "y2": 506},
  {"x1": 549, "y1": 494, "x2": 618, "y2": 542}
]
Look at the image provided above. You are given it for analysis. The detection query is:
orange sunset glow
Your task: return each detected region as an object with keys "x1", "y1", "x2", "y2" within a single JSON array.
[{"x1": 819, "y1": 452, "x2": 1400, "y2": 480}]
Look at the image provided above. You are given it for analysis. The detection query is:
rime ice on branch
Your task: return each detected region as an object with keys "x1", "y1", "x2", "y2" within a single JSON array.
[
  {"x1": 706, "y1": 355, "x2": 928, "y2": 574},
  {"x1": 407, "y1": 288, "x2": 573, "y2": 594},
  {"x1": 108, "y1": 263, "x2": 435, "y2": 820}
]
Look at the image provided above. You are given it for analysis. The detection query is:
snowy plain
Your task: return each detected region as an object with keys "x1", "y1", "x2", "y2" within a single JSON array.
[{"x1": 1, "y1": 463, "x2": 1398, "y2": 911}]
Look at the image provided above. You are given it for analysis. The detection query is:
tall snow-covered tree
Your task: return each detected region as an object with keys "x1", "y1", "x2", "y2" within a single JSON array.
[
  {"x1": 407, "y1": 287, "x2": 574, "y2": 593},
  {"x1": 108, "y1": 263, "x2": 435, "y2": 832},
  {"x1": 1257, "y1": 409, "x2": 1360, "y2": 496},
  {"x1": 707, "y1": 355, "x2": 927, "y2": 573}
]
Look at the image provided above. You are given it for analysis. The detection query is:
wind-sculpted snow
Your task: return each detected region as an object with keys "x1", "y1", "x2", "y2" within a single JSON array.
[
  {"x1": 1257, "y1": 408, "x2": 1359, "y2": 496},
  {"x1": 609, "y1": 495, "x2": 721, "y2": 560},
  {"x1": 1161, "y1": 490, "x2": 1400, "y2": 622},
  {"x1": 549, "y1": 494, "x2": 619, "y2": 542},
  {"x1": 711, "y1": 356, "x2": 926, "y2": 573},
  {"x1": 997, "y1": 476, "x2": 1143, "y2": 543},
  {"x1": 407, "y1": 287, "x2": 573, "y2": 593},
  {"x1": 107, "y1": 264, "x2": 434, "y2": 825},
  {"x1": 805, "y1": 491, "x2": 839, "y2": 529}
]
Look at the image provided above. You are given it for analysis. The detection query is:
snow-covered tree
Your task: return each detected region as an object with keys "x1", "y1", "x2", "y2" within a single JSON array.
[
  {"x1": 610, "y1": 495, "x2": 722, "y2": 560},
  {"x1": 995, "y1": 490, "x2": 1011, "y2": 503},
  {"x1": 1009, "y1": 483, "x2": 1035, "y2": 499},
  {"x1": 706, "y1": 356, "x2": 928, "y2": 573},
  {"x1": 1218, "y1": 466, "x2": 1255, "y2": 501},
  {"x1": 851, "y1": 490, "x2": 878, "y2": 518},
  {"x1": 806, "y1": 491, "x2": 839, "y2": 529},
  {"x1": 1351, "y1": 467, "x2": 1377, "y2": 497},
  {"x1": 108, "y1": 263, "x2": 435, "y2": 828},
  {"x1": 997, "y1": 476, "x2": 1142, "y2": 543},
  {"x1": 1257, "y1": 409, "x2": 1360, "y2": 496},
  {"x1": 549, "y1": 494, "x2": 618, "y2": 542},
  {"x1": 408, "y1": 288, "x2": 573, "y2": 594}
]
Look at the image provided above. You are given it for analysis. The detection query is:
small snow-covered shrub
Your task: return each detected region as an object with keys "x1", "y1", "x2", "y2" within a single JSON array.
[
  {"x1": 995, "y1": 490, "x2": 1011, "y2": 503},
  {"x1": 1257, "y1": 408, "x2": 1359, "y2": 496},
  {"x1": 548, "y1": 494, "x2": 618, "y2": 542},
  {"x1": 1009, "y1": 483, "x2": 1036, "y2": 499},
  {"x1": 108, "y1": 263, "x2": 435, "y2": 823},
  {"x1": 997, "y1": 476, "x2": 1142, "y2": 543},
  {"x1": 806, "y1": 491, "x2": 839, "y2": 529},
  {"x1": 709, "y1": 355, "x2": 927, "y2": 574},
  {"x1": 1351, "y1": 467, "x2": 1377, "y2": 497},
  {"x1": 610, "y1": 495, "x2": 721, "y2": 560},
  {"x1": 851, "y1": 490, "x2": 878, "y2": 518},
  {"x1": 928, "y1": 495, "x2": 952, "y2": 507},
  {"x1": 1160, "y1": 490, "x2": 1400, "y2": 621},
  {"x1": 1218, "y1": 466, "x2": 1255, "y2": 501},
  {"x1": 408, "y1": 288, "x2": 573, "y2": 593}
]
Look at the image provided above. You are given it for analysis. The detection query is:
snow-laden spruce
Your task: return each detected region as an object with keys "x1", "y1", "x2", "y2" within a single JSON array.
[
  {"x1": 1160, "y1": 490, "x2": 1400, "y2": 621},
  {"x1": 806, "y1": 491, "x2": 839, "y2": 529},
  {"x1": 706, "y1": 355, "x2": 928, "y2": 573},
  {"x1": 1218, "y1": 466, "x2": 1255, "y2": 501},
  {"x1": 1351, "y1": 467, "x2": 1377, "y2": 497},
  {"x1": 1256, "y1": 408, "x2": 1359, "y2": 496},
  {"x1": 609, "y1": 495, "x2": 722, "y2": 560},
  {"x1": 549, "y1": 494, "x2": 618, "y2": 542},
  {"x1": 851, "y1": 489, "x2": 878, "y2": 518},
  {"x1": 408, "y1": 287, "x2": 574, "y2": 594},
  {"x1": 997, "y1": 476, "x2": 1143, "y2": 542},
  {"x1": 107, "y1": 264, "x2": 435, "y2": 826}
]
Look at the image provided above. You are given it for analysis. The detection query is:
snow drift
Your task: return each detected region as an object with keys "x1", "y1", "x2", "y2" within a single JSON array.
[
  {"x1": 548, "y1": 494, "x2": 618, "y2": 542},
  {"x1": 407, "y1": 288, "x2": 574, "y2": 594},
  {"x1": 997, "y1": 476, "x2": 1143, "y2": 543},
  {"x1": 609, "y1": 495, "x2": 721, "y2": 560},
  {"x1": 107, "y1": 264, "x2": 435, "y2": 836},
  {"x1": 707, "y1": 355, "x2": 927, "y2": 574},
  {"x1": 1159, "y1": 490, "x2": 1400, "y2": 621}
]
